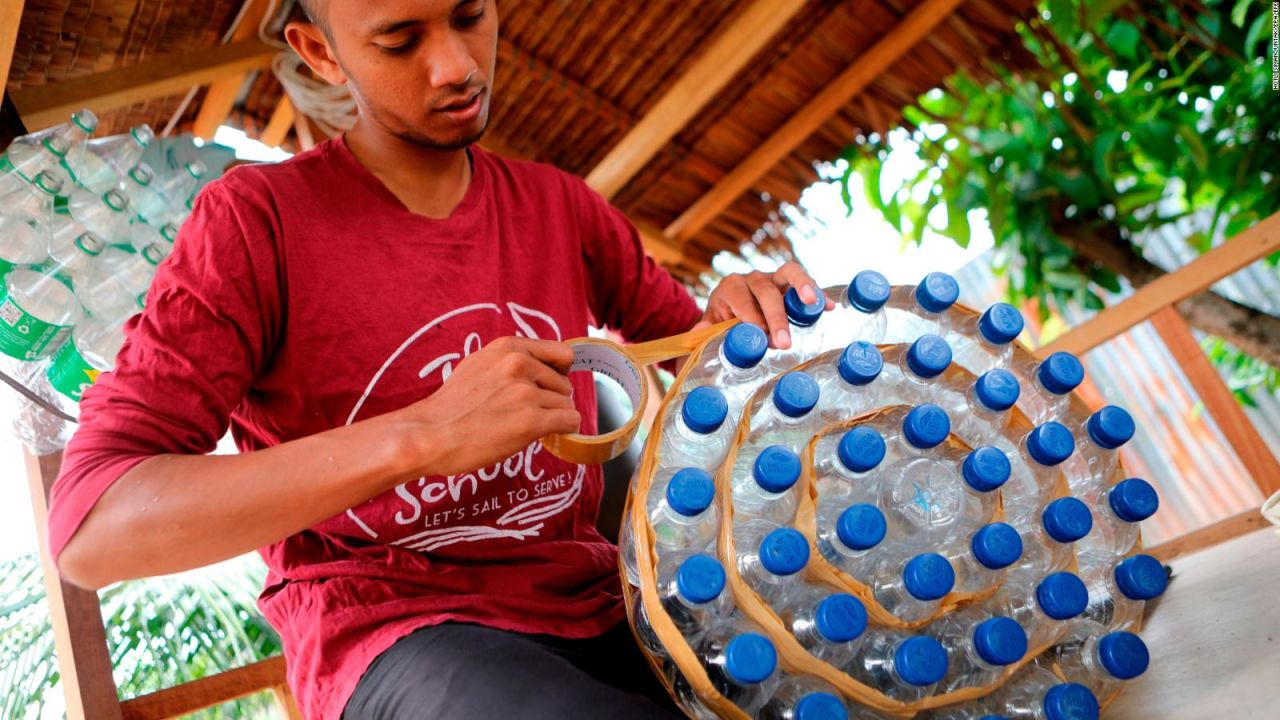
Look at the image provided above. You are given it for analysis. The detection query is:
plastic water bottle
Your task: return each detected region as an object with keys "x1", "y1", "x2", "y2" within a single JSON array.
[
  {"x1": 951, "y1": 522, "x2": 1024, "y2": 593},
  {"x1": 1077, "y1": 478, "x2": 1158, "y2": 558},
  {"x1": 658, "y1": 386, "x2": 733, "y2": 470},
  {"x1": 942, "y1": 369, "x2": 1021, "y2": 447},
  {"x1": 0, "y1": 231, "x2": 105, "y2": 361},
  {"x1": 0, "y1": 109, "x2": 97, "y2": 189},
  {"x1": 812, "y1": 426, "x2": 886, "y2": 502},
  {"x1": 883, "y1": 271, "x2": 960, "y2": 342},
  {"x1": 767, "y1": 287, "x2": 827, "y2": 373},
  {"x1": 633, "y1": 552, "x2": 733, "y2": 658},
  {"x1": 1078, "y1": 553, "x2": 1168, "y2": 631},
  {"x1": 844, "y1": 631, "x2": 950, "y2": 703},
  {"x1": 870, "y1": 552, "x2": 956, "y2": 623},
  {"x1": 774, "y1": 584, "x2": 868, "y2": 666},
  {"x1": 75, "y1": 124, "x2": 155, "y2": 192},
  {"x1": 67, "y1": 187, "x2": 134, "y2": 244},
  {"x1": 1047, "y1": 619, "x2": 1149, "y2": 700},
  {"x1": 987, "y1": 571, "x2": 1088, "y2": 649},
  {"x1": 129, "y1": 221, "x2": 178, "y2": 253},
  {"x1": 759, "y1": 674, "x2": 849, "y2": 720},
  {"x1": 137, "y1": 160, "x2": 205, "y2": 224},
  {"x1": 730, "y1": 445, "x2": 803, "y2": 524},
  {"x1": 684, "y1": 322, "x2": 770, "y2": 410},
  {"x1": 884, "y1": 334, "x2": 952, "y2": 404},
  {"x1": 829, "y1": 269, "x2": 891, "y2": 344},
  {"x1": 1011, "y1": 497, "x2": 1093, "y2": 577},
  {"x1": 1003, "y1": 422, "x2": 1076, "y2": 520},
  {"x1": 813, "y1": 341, "x2": 883, "y2": 424},
  {"x1": 1063, "y1": 406, "x2": 1135, "y2": 496},
  {"x1": 621, "y1": 466, "x2": 720, "y2": 585},
  {"x1": 77, "y1": 244, "x2": 165, "y2": 320},
  {"x1": 9, "y1": 359, "x2": 78, "y2": 455},
  {"x1": 880, "y1": 406, "x2": 972, "y2": 540},
  {"x1": 1013, "y1": 351, "x2": 1085, "y2": 426},
  {"x1": 989, "y1": 666, "x2": 1099, "y2": 720},
  {"x1": 690, "y1": 619, "x2": 781, "y2": 715},
  {"x1": 0, "y1": 214, "x2": 51, "y2": 275},
  {"x1": 46, "y1": 313, "x2": 128, "y2": 401},
  {"x1": 927, "y1": 609, "x2": 1028, "y2": 692},
  {"x1": 914, "y1": 706, "x2": 1008, "y2": 720},
  {"x1": 735, "y1": 520, "x2": 810, "y2": 604},
  {"x1": 814, "y1": 502, "x2": 887, "y2": 580},
  {"x1": 4, "y1": 169, "x2": 63, "y2": 221},
  {"x1": 947, "y1": 302, "x2": 1025, "y2": 374},
  {"x1": 743, "y1": 371, "x2": 821, "y2": 453}
]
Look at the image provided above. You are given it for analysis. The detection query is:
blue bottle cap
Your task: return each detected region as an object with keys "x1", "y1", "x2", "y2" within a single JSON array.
[
  {"x1": 759, "y1": 527, "x2": 810, "y2": 576},
  {"x1": 973, "y1": 617, "x2": 1028, "y2": 666},
  {"x1": 837, "y1": 341, "x2": 883, "y2": 386},
  {"x1": 978, "y1": 302, "x2": 1025, "y2": 345},
  {"x1": 903, "y1": 552, "x2": 955, "y2": 601},
  {"x1": 1097, "y1": 631, "x2": 1150, "y2": 680},
  {"x1": 675, "y1": 553, "x2": 726, "y2": 604},
  {"x1": 971, "y1": 522, "x2": 1023, "y2": 569},
  {"x1": 1035, "y1": 572, "x2": 1089, "y2": 620},
  {"x1": 724, "y1": 633, "x2": 777, "y2": 685},
  {"x1": 794, "y1": 692, "x2": 848, "y2": 720},
  {"x1": 963, "y1": 446, "x2": 1012, "y2": 492},
  {"x1": 914, "y1": 272, "x2": 960, "y2": 314},
  {"x1": 903, "y1": 404, "x2": 951, "y2": 449},
  {"x1": 848, "y1": 270, "x2": 891, "y2": 313},
  {"x1": 772, "y1": 371, "x2": 820, "y2": 418},
  {"x1": 974, "y1": 368, "x2": 1021, "y2": 412},
  {"x1": 1037, "y1": 352, "x2": 1085, "y2": 396},
  {"x1": 906, "y1": 334, "x2": 953, "y2": 378},
  {"x1": 894, "y1": 636, "x2": 949, "y2": 686},
  {"x1": 1109, "y1": 478, "x2": 1159, "y2": 523},
  {"x1": 1043, "y1": 683, "x2": 1100, "y2": 720},
  {"x1": 665, "y1": 468, "x2": 715, "y2": 517},
  {"x1": 1026, "y1": 422, "x2": 1075, "y2": 466},
  {"x1": 1087, "y1": 405, "x2": 1136, "y2": 449},
  {"x1": 723, "y1": 323, "x2": 769, "y2": 369},
  {"x1": 837, "y1": 427, "x2": 886, "y2": 474},
  {"x1": 814, "y1": 593, "x2": 868, "y2": 643},
  {"x1": 1113, "y1": 554, "x2": 1168, "y2": 601},
  {"x1": 784, "y1": 287, "x2": 826, "y2": 327},
  {"x1": 835, "y1": 503, "x2": 887, "y2": 551},
  {"x1": 1042, "y1": 496, "x2": 1093, "y2": 543},
  {"x1": 681, "y1": 386, "x2": 728, "y2": 434},
  {"x1": 753, "y1": 446, "x2": 802, "y2": 493}
]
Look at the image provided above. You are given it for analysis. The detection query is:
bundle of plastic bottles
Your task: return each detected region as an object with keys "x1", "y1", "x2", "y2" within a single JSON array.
[
  {"x1": 621, "y1": 270, "x2": 1165, "y2": 719},
  {"x1": 0, "y1": 109, "x2": 220, "y2": 454}
]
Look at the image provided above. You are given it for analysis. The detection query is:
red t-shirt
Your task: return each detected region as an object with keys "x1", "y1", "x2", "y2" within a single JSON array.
[{"x1": 47, "y1": 137, "x2": 701, "y2": 720}]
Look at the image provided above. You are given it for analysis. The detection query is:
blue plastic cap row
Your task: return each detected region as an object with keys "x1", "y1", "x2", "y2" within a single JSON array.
[
  {"x1": 784, "y1": 287, "x2": 826, "y2": 327},
  {"x1": 972, "y1": 522, "x2": 1023, "y2": 570},
  {"x1": 838, "y1": 341, "x2": 883, "y2": 386},
  {"x1": 1114, "y1": 554, "x2": 1168, "y2": 601},
  {"x1": 894, "y1": 636, "x2": 949, "y2": 686},
  {"x1": 1037, "y1": 351, "x2": 1085, "y2": 396},
  {"x1": 1087, "y1": 405, "x2": 1136, "y2": 449},
  {"x1": 772, "y1": 371, "x2": 820, "y2": 417},
  {"x1": 903, "y1": 404, "x2": 951, "y2": 449},
  {"x1": 814, "y1": 593, "x2": 868, "y2": 643},
  {"x1": 675, "y1": 553, "x2": 726, "y2": 604},
  {"x1": 978, "y1": 302, "x2": 1025, "y2": 345},
  {"x1": 914, "y1": 272, "x2": 960, "y2": 314},
  {"x1": 1098, "y1": 631, "x2": 1150, "y2": 680},
  {"x1": 753, "y1": 446, "x2": 802, "y2": 493},
  {"x1": 963, "y1": 446, "x2": 1012, "y2": 492},
  {"x1": 723, "y1": 323, "x2": 769, "y2": 369},
  {"x1": 665, "y1": 468, "x2": 715, "y2": 517},
  {"x1": 903, "y1": 552, "x2": 955, "y2": 601},
  {"x1": 973, "y1": 616, "x2": 1028, "y2": 666},
  {"x1": 724, "y1": 633, "x2": 777, "y2": 685},
  {"x1": 906, "y1": 334, "x2": 953, "y2": 378},
  {"x1": 1109, "y1": 478, "x2": 1159, "y2": 522},
  {"x1": 837, "y1": 426, "x2": 886, "y2": 474},
  {"x1": 848, "y1": 270, "x2": 891, "y2": 313},
  {"x1": 1027, "y1": 421, "x2": 1076, "y2": 466},
  {"x1": 759, "y1": 527, "x2": 810, "y2": 576},
  {"x1": 1042, "y1": 496, "x2": 1094, "y2": 543},
  {"x1": 1035, "y1": 572, "x2": 1089, "y2": 620},
  {"x1": 974, "y1": 368, "x2": 1021, "y2": 412},
  {"x1": 1043, "y1": 683, "x2": 1100, "y2": 720},
  {"x1": 836, "y1": 503, "x2": 887, "y2": 551},
  {"x1": 794, "y1": 692, "x2": 848, "y2": 720},
  {"x1": 681, "y1": 386, "x2": 728, "y2": 434}
]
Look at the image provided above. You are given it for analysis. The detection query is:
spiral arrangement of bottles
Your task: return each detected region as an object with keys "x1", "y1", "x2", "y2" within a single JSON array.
[{"x1": 622, "y1": 270, "x2": 1164, "y2": 720}]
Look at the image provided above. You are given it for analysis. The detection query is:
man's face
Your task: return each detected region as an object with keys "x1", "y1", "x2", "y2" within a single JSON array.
[{"x1": 320, "y1": 0, "x2": 498, "y2": 150}]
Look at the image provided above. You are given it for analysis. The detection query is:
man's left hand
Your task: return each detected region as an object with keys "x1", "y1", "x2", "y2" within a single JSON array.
[{"x1": 695, "y1": 261, "x2": 835, "y2": 350}]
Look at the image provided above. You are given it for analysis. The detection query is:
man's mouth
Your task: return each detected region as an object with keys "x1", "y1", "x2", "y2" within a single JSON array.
[{"x1": 435, "y1": 89, "x2": 483, "y2": 113}]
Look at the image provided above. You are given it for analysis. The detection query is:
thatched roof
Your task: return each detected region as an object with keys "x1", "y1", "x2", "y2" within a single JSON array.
[{"x1": 5, "y1": 0, "x2": 1040, "y2": 281}]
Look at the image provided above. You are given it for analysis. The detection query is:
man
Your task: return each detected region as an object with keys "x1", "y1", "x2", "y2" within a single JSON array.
[{"x1": 48, "y1": 1, "x2": 831, "y2": 718}]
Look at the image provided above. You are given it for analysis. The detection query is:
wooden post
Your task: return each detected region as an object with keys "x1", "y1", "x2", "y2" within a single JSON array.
[
  {"x1": 1148, "y1": 306, "x2": 1280, "y2": 496},
  {"x1": 191, "y1": 0, "x2": 274, "y2": 140},
  {"x1": 259, "y1": 96, "x2": 295, "y2": 148},
  {"x1": 1, "y1": 0, "x2": 24, "y2": 100},
  {"x1": 25, "y1": 450, "x2": 123, "y2": 720}
]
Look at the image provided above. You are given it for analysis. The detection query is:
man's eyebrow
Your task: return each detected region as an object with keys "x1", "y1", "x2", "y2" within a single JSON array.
[{"x1": 367, "y1": 18, "x2": 419, "y2": 36}]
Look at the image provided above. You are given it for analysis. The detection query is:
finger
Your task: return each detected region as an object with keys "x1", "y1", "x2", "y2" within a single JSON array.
[
  {"x1": 771, "y1": 261, "x2": 829, "y2": 308},
  {"x1": 745, "y1": 272, "x2": 791, "y2": 349},
  {"x1": 514, "y1": 338, "x2": 576, "y2": 374},
  {"x1": 534, "y1": 387, "x2": 578, "y2": 411},
  {"x1": 717, "y1": 283, "x2": 769, "y2": 336},
  {"x1": 524, "y1": 356, "x2": 575, "y2": 395},
  {"x1": 542, "y1": 408, "x2": 583, "y2": 435}
]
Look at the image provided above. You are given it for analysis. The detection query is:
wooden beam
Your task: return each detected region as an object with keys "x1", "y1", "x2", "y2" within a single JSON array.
[
  {"x1": 259, "y1": 96, "x2": 295, "y2": 148},
  {"x1": 119, "y1": 657, "x2": 287, "y2": 720},
  {"x1": 10, "y1": 40, "x2": 277, "y2": 131},
  {"x1": 1, "y1": 0, "x2": 24, "y2": 101},
  {"x1": 1145, "y1": 508, "x2": 1267, "y2": 563},
  {"x1": 1149, "y1": 306, "x2": 1280, "y2": 496},
  {"x1": 1042, "y1": 211, "x2": 1280, "y2": 357},
  {"x1": 192, "y1": 0, "x2": 274, "y2": 140},
  {"x1": 663, "y1": 0, "x2": 965, "y2": 242},
  {"x1": 26, "y1": 450, "x2": 123, "y2": 720},
  {"x1": 584, "y1": 0, "x2": 805, "y2": 199}
]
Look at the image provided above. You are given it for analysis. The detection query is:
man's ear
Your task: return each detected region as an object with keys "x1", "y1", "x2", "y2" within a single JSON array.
[{"x1": 284, "y1": 22, "x2": 348, "y2": 86}]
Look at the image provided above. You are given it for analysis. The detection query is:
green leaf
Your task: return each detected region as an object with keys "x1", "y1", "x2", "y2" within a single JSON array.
[
  {"x1": 1092, "y1": 130, "x2": 1118, "y2": 187},
  {"x1": 1177, "y1": 125, "x2": 1209, "y2": 171},
  {"x1": 1105, "y1": 20, "x2": 1142, "y2": 61},
  {"x1": 1231, "y1": 0, "x2": 1253, "y2": 28},
  {"x1": 1045, "y1": 270, "x2": 1089, "y2": 291},
  {"x1": 1092, "y1": 267, "x2": 1124, "y2": 293},
  {"x1": 1086, "y1": 0, "x2": 1136, "y2": 28}
]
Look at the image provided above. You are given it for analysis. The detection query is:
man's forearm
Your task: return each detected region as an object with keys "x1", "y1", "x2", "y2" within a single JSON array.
[{"x1": 57, "y1": 409, "x2": 435, "y2": 589}]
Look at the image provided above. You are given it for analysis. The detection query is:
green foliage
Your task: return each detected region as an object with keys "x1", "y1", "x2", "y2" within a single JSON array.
[{"x1": 839, "y1": 0, "x2": 1280, "y2": 400}]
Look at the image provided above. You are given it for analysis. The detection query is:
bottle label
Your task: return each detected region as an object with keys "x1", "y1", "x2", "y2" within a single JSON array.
[
  {"x1": 0, "y1": 292, "x2": 73, "y2": 360},
  {"x1": 47, "y1": 341, "x2": 100, "y2": 400}
]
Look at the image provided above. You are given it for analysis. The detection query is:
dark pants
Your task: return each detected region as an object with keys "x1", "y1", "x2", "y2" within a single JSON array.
[{"x1": 342, "y1": 621, "x2": 685, "y2": 719}]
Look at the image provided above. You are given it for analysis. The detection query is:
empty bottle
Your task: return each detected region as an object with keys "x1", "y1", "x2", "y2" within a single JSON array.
[
  {"x1": 1004, "y1": 422, "x2": 1076, "y2": 519},
  {"x1": 0, "y1": 109, "x2": 97, "y2": 189},
  {"x1": 885, "y1": 334, "x2": 952, "y2": 404},
  {"x1": 1047, "y1": 619, "x2": 1149, "y2": 700},
  {"x1": 735, "y1": 520, "x2": 810, "y2": 604},
  {"x1": 870, "y1": 552, "x2": 956, "y2": 623},
  {"x1": 75, "y1": 124, "x2": 155, "y2": 192},
  {"x1": 77, "y1": 244, "x2": 165, "y2": 320},
  {"x1": 621, "y1": 466, "x2": 719, "y2": 585},
  {"x1": 67, "y1": 187, "x2": 133, "y2": 244},
  {"x1": 879, "y1": 406, "x2": 967, "y2": 540},
  {"x1": 1077, "y1": 478, "x2": 1158, "y2": 558},
  {"x1": 830, "y1": 269, "x2": 892, "y2": 344},
  {"x1": 988, "y1": 571, "x2": 1088, "y2": 649},
  {"x1": 1012, "y1": 497, "x2": 1093, "y2": 577},
  {"x1": 46, "y1": 313, "x2": 129, "y2": 401},
  {"x1": 692, "y1": 619, "x2": 781, "y2": 715},
  {"x1": 948, "y1": 302, "x2": 1025, "y2": 374},
  {"x1": 990, "y1": 666, "x2": 1099, "y2": 720},
  {"x1": 1064, "y1": 406, "x2": 1136, "y2": 496},
  {"x1": 845, "y1": 631, "x2": 950, "y2": 703},
  {"x1": 813, "y1": 426, "x2": 886, "y2": 502},
  {"x1": 128, "y1": 221, "x2": 179, "y2": 253},
  {"x1": 0, "y1": 214, "x2": 50, "y2": 276},
  {"x1": 928, "y1": 609, "x2": 1028, "y2": 692},
  {"x1": 884, "y1": 271, "x2": 960, "y2": 342},
  {"x1": 4, "y1": 169, "x2": 63, "y2": 220},
  {"x1": 633, "y1": 552, "x2": 733, "y2": 658},
  {"x1": 0, "y1": 230, "x2": 105, "y2": 361},
  {"x1": 1014, "y1": 351, "x2": 1084, "y2": 426},
  {"x1": 759, "y1": 674, "x2": 849, "y2": 720},
  {"x1": 814, "y1": 341, "x2": 883, "y2": 423},
  {"x1": 769, "y1": 287, "x2": 828, "y2": 373},
  {"x1": 815, "y1": 502, "x2": 887, "y2": 580},
  {"x1": 731, "y1": 445, "x2": 803, "y2": 524},
  {"x1": 684, "y1": 322, "x2": 770, "y2": 409},
  {"x1": 1078, "y1": 553, "x2": 1168, "y2": 631},
  {"x1": 659, "y1": 385, "x2": 733, "y2": 470},
  {"x1": 744, "y1": 371, "x2": 821, "y2": 454},
  {"x1": 943, "y1": 369, "x2": 1020, "y2": 447},
  {"x1": 775, "y1": 584, "x2": 868, "y2": 666},
  {"x1": 951, "y1": 522, "x2": 1024, "y2": 593},
  {"x1": 137, "y1": 159, "x2": 206, "y2": 224}
]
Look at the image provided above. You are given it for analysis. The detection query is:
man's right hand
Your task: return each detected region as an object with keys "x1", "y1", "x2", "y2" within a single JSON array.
[{"x1": 395, "y1": 336, "x2": 582, "y2": 477}]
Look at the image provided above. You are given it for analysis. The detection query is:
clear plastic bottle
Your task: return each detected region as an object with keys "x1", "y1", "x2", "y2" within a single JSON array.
[
  {"x1": 815, "y1": 502, "x2": 887, "y2": 580},
  {"x1": 942, "y1": 369, "x2": 1020, "y2": 448},
  {"x1": 0, "y1": 214, "x2": 51, "y2": 275},
  {"x1": 75, "y1": 124, "x2": 155, "y2": 192},
  {"x1": 990, "y1": 666, "x2": 1099, "y2": 720},
  {"x1": 0, "y1": 230, "x2": 105, "y2": 361},
  {"x1": 947, "y1": 302, "x2": 1025, "y2": 374},
  {"x1": 1078, "y1": 553, "x2": 1168, "y2": 631},
  {"x1": 879, "y1": 405, "x2": 966, "y2": 541},
  {"x1": 1063, "y1": 406, "x2": 1136, "y2": 496},
  {"x1": 775, "y1": 584, "x2": 868, "y2": 666},
  {"x1": 658, "y1": 385, "x2": 733, "y2": 470},
  {"x1": 0, "y1": 109, "x2": 97, "y2": 188},
  {"x1": 633, "y1": 552, "x2": 733, "y2": 658},
  {"x1": 743, "y1": 370, "x2": 821, "y2": 453},
  {"x1": 67, "y1": 187, "x2": 134, "y2": 244},
  {"x1": 813, "y1": 426, "x2": 886, "y2": 502},
  {"x1": 1011, "y1": 497, "x2": 1093, "y2": 577},
  {"x1": 691, "y1": 619, "x2": 781, "y2": 716},
  {"x1": 137, "y1": 159, "x2": 206, "y2": 223},
  {"x1": 1076, "y1": 478, "x2": 1157, "y2": 558},
  {"x1": 4, "y1": 169, "x2": 64, "y2": 220},
  {"x1": 813, "y1": 341, "x2": 883, "y2": 424},
  {"x1": 1013, "y1": 351, "x2": 1085, "y2": 426},
  {"x1": 844, "y1": 631, "x2": 950, "y2": 703},
  {"x1": 928, "y1": 609, "x2": 1028, "y2": 692},
  {"x1": 883, "y1": 334, "x2": 953, "y2": 405},
  {"x1": 951, "y1": 521, "x2": 1024, "y2": 593},
  {"x1": 883, "y1": 271, "x2": 960, "y2": 342},
  {"x1": 77, "y1": 243, "x2": 165, "y2": 319},
  {"x1": 731, "y1": 445, "x2": 803, "y2": 524},
  {"x1": 768, "y1": 287, "x2": 828, "y2": 373},
  {"x1": 987, "y1": 571, "x2": 1088, "y2": 649},
  {"x1": 120, "y1": 162, "x2": 156, "y2": 211},
  {"x1": 1047, "y1": 619, "x2": 1149, "y2": 701},
  {"x1": 870, "y1": 552, "x2": 956, "y2": 623},
  {"x1": 759, "y1": 674, "x2": 850, "y2": 720},
  {"x1": 128, "y1": 221, "x2": 179, "y2": 253},
  {"x1": 1003, "y1": 422, "x2": 1076, "y2": 520},
  {"x1": 621, "y1": 466, "x2": 719, "y2": 585},
  {"x1": 829, "y1": 269, "x2": 892, "y2": 345},
  {"x1": 46, "y1": 313, "x2": 129, "y2": 401},
  {"x1": 683, "y1": 322, "x2": 770, "y2": 411},
  {"x1": 735, "y1": 520, "x2": 811, "y2": 605}
]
